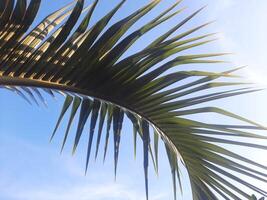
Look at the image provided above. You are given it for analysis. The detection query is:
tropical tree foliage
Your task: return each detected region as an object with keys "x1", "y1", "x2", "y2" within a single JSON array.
[{"x1": 0, "y1": 0, "x2": 266, "y2": 199}]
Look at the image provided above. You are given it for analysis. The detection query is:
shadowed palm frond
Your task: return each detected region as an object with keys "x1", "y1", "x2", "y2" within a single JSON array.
[
  {"x1": 250, "y1": 195, "x2": 265, "y2": 200},
  {"x1": 0, "y1": 0, "x2": 267, "y2": 200}
]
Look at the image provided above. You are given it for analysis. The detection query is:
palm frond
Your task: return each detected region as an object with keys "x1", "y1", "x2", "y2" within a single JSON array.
[{"x1": 0, "y1": 1, "x2": 267, "y2": 200}]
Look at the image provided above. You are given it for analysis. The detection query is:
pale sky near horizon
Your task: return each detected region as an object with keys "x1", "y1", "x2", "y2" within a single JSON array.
[{"x1": 0, "y1": 1, "x2": 267, "y2": 200}]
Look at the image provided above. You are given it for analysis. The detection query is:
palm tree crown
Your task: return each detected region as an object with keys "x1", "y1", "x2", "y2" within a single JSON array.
[{"x1": 0, "y1": 0, "x2": 266, "y2": 199}]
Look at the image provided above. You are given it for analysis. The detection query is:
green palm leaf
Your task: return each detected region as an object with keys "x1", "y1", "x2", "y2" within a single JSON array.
[{"x1": 0, "y1": 1, "x2": 266, "y2": 200}]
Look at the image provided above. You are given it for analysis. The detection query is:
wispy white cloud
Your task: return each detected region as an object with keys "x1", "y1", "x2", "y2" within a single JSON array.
[
  {"x1": 2, "y1": 183, "x2": 137, "y2": 200},
  {"x1": 1, "y1": 181, "x2": 169, "y2": 200},
  {"x1": 211, "y1": 1, "x2": 267, "y2": 84},
  {"x1": 0, "y1": 133, "x2": 170, "y2": 200}
]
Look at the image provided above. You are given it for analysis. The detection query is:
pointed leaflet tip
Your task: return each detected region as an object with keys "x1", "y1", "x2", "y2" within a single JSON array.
[
  {"x1": 126, "y1": 111, "x2": 140, "y2": 159},
  {"x1": 150, "y1": 0, "x2": 183, "y2": 24},
  {"x1": 77, "y1": 0, "x2": 99, "y2": 33},
  {"x1": 60, "y1": 96, "x2": 81, "y2": 153},
  {"x1": 149, "y1": 144, "x2": 158, "y2": 176},
  {"x1": 95, "y1": 102, "x2": 107, "y2": 160},
  {"x1": 165, "y1": 145, "x2": 178, "y2": 200},
  {"x1": 42, "y1": 88, "x2": 55, "y2": 99},
  {"x1": 50, "y1": 95, "x2": 73, "y2": 142},
  {"x1": 113, "y1": 107, "x2": 124, "y2": 179},
  {"x1": 72, "y1": 98, "x2": 92, "y2": 155},
  {"x1": 32, "y1": 88, "x2": 48, "y2": 107},
  {"x1": 174, "y1": 160, "x2": 183, "y2": 195},
  {"x1": 142, "y1": 120, "x2": 150, "y2": 200},
  {"x1": 14, "y1": 87, "x2": 32, "y2": 105},
  {"x1": 154, "y1": 129, "x2": 159, "y2": 175},
  {"x1": 21, "y1": 87, "x2": 40, "y2": 106},
  {"x1": 103, "y1": 104, "x2": 113, "y2": 162},
  {"x1": 85, "y1": 100, "x2": 101, "y2": 173},
  {"x1": 223, "y1": 66, "x2": 247, "y2": 75},
  {"x1": 133, "y1": 125, "x2": 137, "y2": 159},
  {"x1": 157, "y1": 5, "x2": 206, "y2": 45}
]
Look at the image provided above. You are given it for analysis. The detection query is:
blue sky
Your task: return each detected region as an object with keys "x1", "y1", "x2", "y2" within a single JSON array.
[{"x1": 0, "y1": 0, "x2": 267, "y2": 200}]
